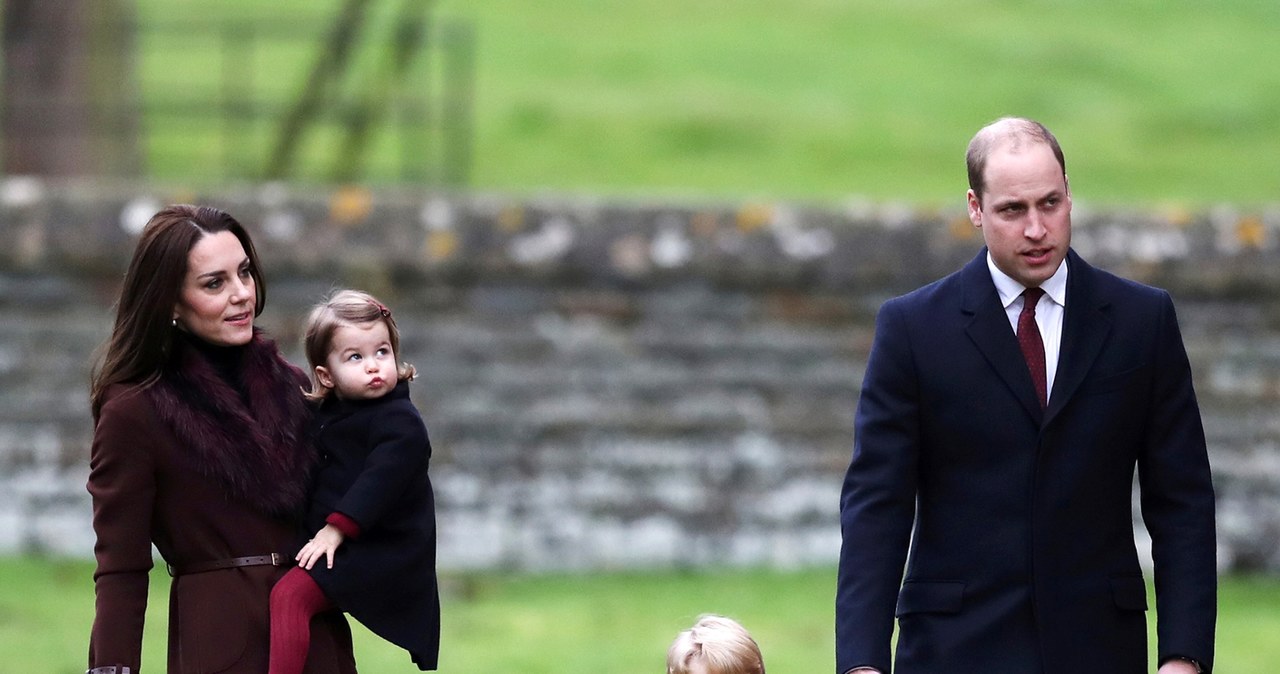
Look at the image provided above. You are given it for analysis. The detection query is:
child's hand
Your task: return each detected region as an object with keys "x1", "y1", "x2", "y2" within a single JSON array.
[{"x1": 296, "y1": 524, "x2": 345, "y2": 570}]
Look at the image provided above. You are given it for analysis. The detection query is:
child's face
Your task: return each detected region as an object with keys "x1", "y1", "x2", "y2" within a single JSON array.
[{"x1": 314, "y1": 320, "x2": 399, "y2": 401}]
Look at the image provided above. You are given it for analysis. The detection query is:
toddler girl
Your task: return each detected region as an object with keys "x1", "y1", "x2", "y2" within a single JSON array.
[{"x1": 269, "y1": 289, "x2": 440, "y2": 673}]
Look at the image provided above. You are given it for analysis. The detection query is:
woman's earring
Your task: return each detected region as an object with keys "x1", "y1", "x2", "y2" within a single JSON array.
[{"x1": 171, "y1": 318, "x2": 177, "y2": 328}]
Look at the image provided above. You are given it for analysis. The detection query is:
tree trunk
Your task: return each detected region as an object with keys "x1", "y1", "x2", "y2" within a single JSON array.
[
  {"x1": 264, "y1": 0, "x2": 373, "y2": 180},
  {"x1": 2, "y1": 0, "x2": 141, "y2": 177}
]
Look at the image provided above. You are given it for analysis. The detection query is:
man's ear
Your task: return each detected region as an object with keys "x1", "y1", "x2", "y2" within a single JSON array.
[
  {"x1": 966, "y1": 189, "x2": 982, "y2": 228},
  {"x1": 315, "y1": 366, "x2": 335, "y2": 390}
]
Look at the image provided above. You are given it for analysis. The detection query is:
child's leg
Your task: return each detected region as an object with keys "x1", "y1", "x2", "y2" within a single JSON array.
[{"x1": 269, "y1": 566, "x2": 335, "y2": 674}]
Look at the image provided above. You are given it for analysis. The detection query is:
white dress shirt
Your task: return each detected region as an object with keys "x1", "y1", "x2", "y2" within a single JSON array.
[{"x1": 987, "y1": 253, "x2": 1068, "y2": 403}]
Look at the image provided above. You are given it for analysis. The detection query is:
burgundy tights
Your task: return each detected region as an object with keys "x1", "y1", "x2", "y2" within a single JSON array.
[{"x1": 269, "y1": 567, "x2": 336, "y2": 674}]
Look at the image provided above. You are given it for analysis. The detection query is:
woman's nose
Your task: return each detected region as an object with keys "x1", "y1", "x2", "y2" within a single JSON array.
[{"x1": 230, "y1": 277, "x2": 252, "y2": 302}]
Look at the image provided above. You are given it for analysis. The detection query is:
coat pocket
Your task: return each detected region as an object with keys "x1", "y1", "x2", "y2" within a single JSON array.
[
  {"x1": 1109, "y1": 574, "x2": 1149, "y2": 612},
  {"x1": 895, "y1": 580, "x2": 965, "y2": 616}
]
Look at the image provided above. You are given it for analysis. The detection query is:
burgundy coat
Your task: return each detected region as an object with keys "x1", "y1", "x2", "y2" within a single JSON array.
[{"x1": 87, "y1": 333, "x2": 359, "y2": 674}]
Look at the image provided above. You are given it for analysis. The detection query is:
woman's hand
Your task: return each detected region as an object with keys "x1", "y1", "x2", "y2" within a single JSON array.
[{"x1": 296, "y1": 524, "x2": 345, "y2": 570}]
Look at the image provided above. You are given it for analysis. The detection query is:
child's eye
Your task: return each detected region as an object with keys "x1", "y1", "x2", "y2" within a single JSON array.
[
  {"x1": 376, "y1": 348, "x2": 390, "y2": 357},
  {"x1": 347, "y1": 353, "x2": 362, "y2": 362}
]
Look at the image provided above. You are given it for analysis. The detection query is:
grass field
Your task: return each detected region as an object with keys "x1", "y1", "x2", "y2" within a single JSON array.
[
  {"x1": 3, "y1": 556, "x2": 1278, "y2": 673},
  {"x1": 133, "y1": 0, "x2": 1280, "y2": 205}
]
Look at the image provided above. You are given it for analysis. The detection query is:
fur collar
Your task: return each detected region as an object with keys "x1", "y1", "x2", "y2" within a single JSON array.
[{"x1": 147, "y1": 330, "x2": 314, "y2": 517}]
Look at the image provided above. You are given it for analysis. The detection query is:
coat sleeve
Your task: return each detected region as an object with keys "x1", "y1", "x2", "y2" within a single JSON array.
[
  {"x1": 86, "y1": 389, "x2": 158, "y2": 671},
  {"x1": 1138, "y1": 292, "x2": 1217, "y2": 672},
  {"x1": 335, "y1": 402, "x2": 430, "y2": 530},
  {"x1": 836, "y1": 299, "x2": 920, "y2": 674}
]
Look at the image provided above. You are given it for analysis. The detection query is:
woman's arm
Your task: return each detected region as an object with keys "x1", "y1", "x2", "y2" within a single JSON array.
[{"x1": 86, "y1": 388, "x2": 158, "y2": 671}]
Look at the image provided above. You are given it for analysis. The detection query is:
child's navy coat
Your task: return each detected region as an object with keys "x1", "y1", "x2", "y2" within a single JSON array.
[{"x1": 305, "y1": 379, "x2": 440, "y2": 670}]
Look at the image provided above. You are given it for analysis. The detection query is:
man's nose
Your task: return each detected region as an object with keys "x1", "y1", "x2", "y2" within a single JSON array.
[{"x1": 1025, "y1": 211, "x2": 1047, "y2": 239}]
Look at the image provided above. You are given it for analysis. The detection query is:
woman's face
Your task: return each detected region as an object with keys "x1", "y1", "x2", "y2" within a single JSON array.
[{"x1": 173, "y1": 231, "x2": 257, "y2": 346}]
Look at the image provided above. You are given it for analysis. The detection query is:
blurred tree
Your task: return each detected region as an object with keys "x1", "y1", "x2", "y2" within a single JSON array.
[
  {"x1": 1, "y1": 0, "x2": 141, "y2": 177},
  {"x1": 266, "y1": 0, "x2": 449, "y2": 184},
  {"x1": 265, "y1": 0, "x2": 374, "y2": 180}
]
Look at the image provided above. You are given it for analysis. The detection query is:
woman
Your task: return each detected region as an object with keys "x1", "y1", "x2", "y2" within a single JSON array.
[{"x1": 86, "y1": 205, "x2": 358, "y2": 674}]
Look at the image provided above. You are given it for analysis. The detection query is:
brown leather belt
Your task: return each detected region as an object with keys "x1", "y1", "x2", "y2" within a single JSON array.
[{"x1": 166, "y1": 553, "x2": 285, "y2": 577}]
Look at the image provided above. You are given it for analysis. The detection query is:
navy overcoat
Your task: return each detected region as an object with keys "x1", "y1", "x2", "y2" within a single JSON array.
[{"x1": 836, "y1": 250, "x2": 1216, "y2": 673}]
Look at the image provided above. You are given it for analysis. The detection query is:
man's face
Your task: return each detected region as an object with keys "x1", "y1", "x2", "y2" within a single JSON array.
[{"x1": 967, "y1": 141, "x2": 1071, "y2": 288}]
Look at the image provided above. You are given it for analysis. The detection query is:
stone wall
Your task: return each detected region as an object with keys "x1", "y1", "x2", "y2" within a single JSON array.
[{"x1": 2, "y1": 178, "x2": 1279, "y2": 572}]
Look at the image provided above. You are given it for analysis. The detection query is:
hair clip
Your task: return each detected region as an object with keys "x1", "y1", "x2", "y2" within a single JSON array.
[{"x1": 371, "y1": 300, "x2": 391, "y2": 318}]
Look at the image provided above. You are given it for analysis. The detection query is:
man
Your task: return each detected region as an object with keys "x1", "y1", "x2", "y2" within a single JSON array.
[{"x1": 835, "y1": 118, "x2": 1216, "y2": 674}]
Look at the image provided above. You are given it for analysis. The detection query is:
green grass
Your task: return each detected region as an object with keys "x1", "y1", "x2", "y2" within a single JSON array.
[
  {"x1": 3, "y1": 556, "x2": 1278, "y2": 673},
  {"x1": 132, "y1": 0, "x2": 1280, "y2": 206}
]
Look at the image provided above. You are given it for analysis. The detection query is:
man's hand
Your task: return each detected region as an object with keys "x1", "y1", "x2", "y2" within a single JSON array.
[
  {"x1": 296, "y1": 523, "x2": 345, "y2": 570},
  {"x1": 1158, "y1": 659, "x2": 1201, "y2": 674}
]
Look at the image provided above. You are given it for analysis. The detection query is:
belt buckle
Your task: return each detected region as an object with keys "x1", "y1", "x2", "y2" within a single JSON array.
[{"x1": 270, "y1": 552, "x2": 282, "y2": 566}]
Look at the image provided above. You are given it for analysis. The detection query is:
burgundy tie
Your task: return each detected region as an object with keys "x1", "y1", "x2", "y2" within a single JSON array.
[{"x1": 1018, "y1": 287, "x2": 1047, "y2": 408}]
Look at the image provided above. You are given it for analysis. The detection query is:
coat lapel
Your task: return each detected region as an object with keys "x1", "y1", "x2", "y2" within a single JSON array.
[
  {"x1": 959, "y1": 251, "x2": 1044, "y2": 422},
  {"x1": 1044, "y1": 250, "x2": 1112, "y2": 427}
]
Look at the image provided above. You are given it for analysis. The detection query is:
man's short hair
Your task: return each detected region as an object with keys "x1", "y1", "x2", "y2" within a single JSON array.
[
  {"x1": 667, "y1": 614, "x2": 765, "y2": 674},
  {"x1": 966, "y1": 117, "x2": 1066, "y2": 204}
]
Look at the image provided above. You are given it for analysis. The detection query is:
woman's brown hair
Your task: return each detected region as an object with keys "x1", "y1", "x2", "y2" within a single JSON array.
[{"x1": 89, "y1": 205, "x2": 266, "y2": 420}]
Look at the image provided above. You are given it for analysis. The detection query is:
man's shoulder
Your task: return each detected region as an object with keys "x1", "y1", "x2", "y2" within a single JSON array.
[
  {"x1": 1070, "y1": 251, "x2": 1171, "y2": 306},
  {"x1": 885, "y1": 262, "x2": 973, "y2": 313}
]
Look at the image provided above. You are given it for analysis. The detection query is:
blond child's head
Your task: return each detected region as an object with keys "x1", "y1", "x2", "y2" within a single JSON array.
[
  {"x1": 667, "y1": 614, "x2": 764, "y2": 674},
  {"x1": 303, "y1": 289, "x2": 415, "y2": 401}
]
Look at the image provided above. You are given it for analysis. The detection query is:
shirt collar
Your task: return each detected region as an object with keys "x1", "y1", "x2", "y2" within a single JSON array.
[{"x1": 986, "y1": 251, "x2": 1069, "y2": 310}]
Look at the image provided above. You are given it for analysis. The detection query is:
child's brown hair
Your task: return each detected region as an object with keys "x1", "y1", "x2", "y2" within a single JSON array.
[{"x1": 303, "y1": 289, "x2": 416, "y2": 400}]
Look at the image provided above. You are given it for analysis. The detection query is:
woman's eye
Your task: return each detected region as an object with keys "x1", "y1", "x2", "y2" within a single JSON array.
[
  {"x1": 205, "y1": 279, "x2": 223, "y2": 290},
  {"x1": 239, "y1": 266, "x2": 253, "y2": 279}
]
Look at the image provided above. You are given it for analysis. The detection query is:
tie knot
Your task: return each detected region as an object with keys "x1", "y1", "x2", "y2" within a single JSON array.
[{"x1": 1022, "y1": 287, "x2": 1044, "y2": 311}]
